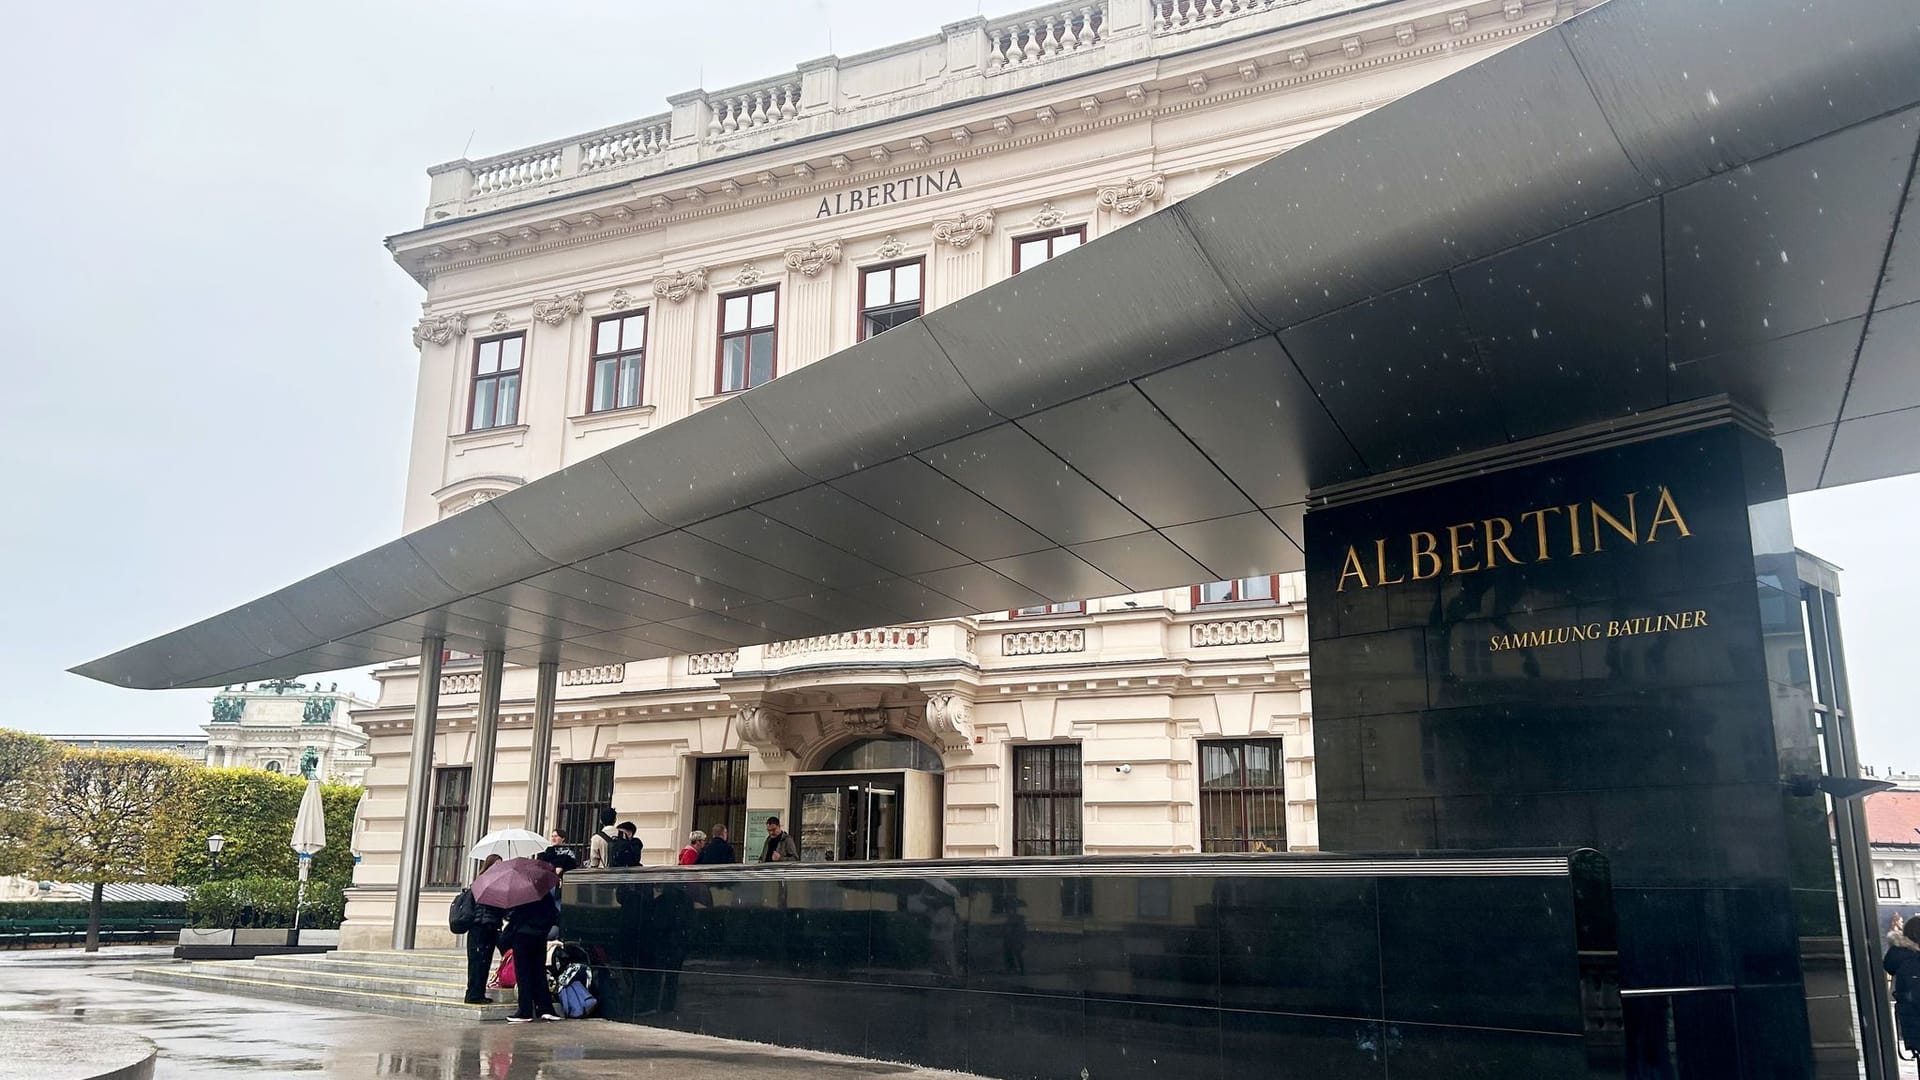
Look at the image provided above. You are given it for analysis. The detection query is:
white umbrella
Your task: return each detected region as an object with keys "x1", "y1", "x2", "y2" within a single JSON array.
[
  {"x1": 470, "y1": 828, "x2": 550, "y2": 862},
  {"x1": 347, "y1": 790, "x2": 369, "y2": 866},
  {"x1": 290, "y1": 779, "x2": 327, "y2": 936}
]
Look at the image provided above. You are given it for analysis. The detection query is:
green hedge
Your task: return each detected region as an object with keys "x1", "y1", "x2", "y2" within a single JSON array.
[
  {"x1": 187, "y1": 877, "x2": 345, "y2": 930},
  {"x1": 170, "y1": 769, "x2": 361, "y2": 890},
  {"x1": 0, "y1": 900, "x2": 186, "y2": 922}
]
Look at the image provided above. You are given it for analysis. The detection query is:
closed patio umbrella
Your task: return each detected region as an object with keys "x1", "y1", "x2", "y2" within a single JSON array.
[{"x1": 290, "y1": 778, "x2": 327, "y2": 939}]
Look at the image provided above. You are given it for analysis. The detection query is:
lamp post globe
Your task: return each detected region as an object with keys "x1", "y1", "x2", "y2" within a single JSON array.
[{"x1": 206, "y1": 834, "x2": 225, "y2": 874}]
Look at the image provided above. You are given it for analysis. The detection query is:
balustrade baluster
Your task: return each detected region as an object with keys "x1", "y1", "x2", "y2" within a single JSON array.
[
  {"x1": 1078, "y1": 6, "x2": 1097, "y2": 45},
  {"x1": 1040, "y1": 16, "x2": 1060, "y2": 56},
  {"x1": 1022, "y1": 20, "x2": 1042, "y2": 60}
]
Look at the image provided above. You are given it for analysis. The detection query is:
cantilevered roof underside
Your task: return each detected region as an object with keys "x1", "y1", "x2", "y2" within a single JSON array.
[{"x1": 78, "y1": 0, "x2": 1920, "y2": 689}]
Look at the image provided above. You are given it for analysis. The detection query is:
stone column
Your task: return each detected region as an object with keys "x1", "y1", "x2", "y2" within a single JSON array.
[
  {"x1": 524, "y1": 661, "x2": 559, "y2": 832},
  {"x1": 391, "y1": 635, "x2": 444, "y2": 951},
  {"x1": 464, "y1": 649, "x2": 505, "y2": 882}
]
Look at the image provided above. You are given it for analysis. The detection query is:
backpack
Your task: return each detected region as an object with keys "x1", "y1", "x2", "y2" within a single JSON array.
[
  {"x1": 555, "y1": 960, "x2": 597, "y2": 1018},
  {"x1": 449, "y1": 888, "x2": 477, "y2": 935},
  {"x1": 608, "y1": 834, "x2": 643, "y2": 867}
]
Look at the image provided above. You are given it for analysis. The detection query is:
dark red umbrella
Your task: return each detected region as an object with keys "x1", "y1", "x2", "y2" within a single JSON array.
[{"x1": 470, "y1": 856, "x2": 559, "y2": 909}]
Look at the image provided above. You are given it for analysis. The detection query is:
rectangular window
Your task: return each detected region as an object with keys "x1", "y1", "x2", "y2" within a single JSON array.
[
  {"x1": 1013, "y1": 744, "x2": 1082, "y2": 856},
  {"x1": 589, "y1": 310, "x2": 648, "y2": 413},
  {"x1": 858, "y1": 259, "x2": 924, "y2": 341},
  {"x1": 692, "y1": 756, "x2": 749, "y2": 861},
  {"x1": 1012, "y1": 601, "x2": 1086, "y2": 618},
  {"x1": 555, "y1": 761, "x2": 615, "y2": 860},
  {"x1": 469, "y1": 334, "x2": 525, "y2": 431},
  {"x1": 426, "y1": 767, "x2": 472, "y2": 888},
  {"x1": 717, "y1": 287, "x2": 778, "y2": 393},
  {"x1": 1879, "y1": 878, "x2": 1902, "y2": 899},
  {"x1": 1200, "y1": 739, "x2": 1287, "y2": 853},
  {"x1": 1195, "y1": 575, "x2": 1280, "y2": 606},
  {"x1": 1013, "y1": 226, "x2": 1086, "y2": 274}
]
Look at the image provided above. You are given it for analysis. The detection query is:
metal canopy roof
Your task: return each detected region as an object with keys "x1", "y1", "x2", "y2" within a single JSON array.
[{"x1": 78, "y1": 0, "x2": 1920, "y2": 690}]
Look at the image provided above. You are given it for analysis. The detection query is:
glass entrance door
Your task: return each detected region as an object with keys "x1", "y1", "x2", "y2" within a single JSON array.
[{"x1": 791, "y1": 773, "x2": 903, "y2": 862}]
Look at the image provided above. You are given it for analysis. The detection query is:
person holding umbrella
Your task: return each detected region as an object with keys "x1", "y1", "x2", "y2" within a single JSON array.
[{"x1": 471, "y1": 854, "x2": 564, "y2": 1022}]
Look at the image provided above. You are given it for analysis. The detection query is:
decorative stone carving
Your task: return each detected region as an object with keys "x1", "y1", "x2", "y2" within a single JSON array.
[
  {"x1": 735, "y1": 265, "x2": 764, "y2": 287},
  {"x1": 932, "y1": 208, "x2": 995, "y2": 248},
  {"x1": 486, "y1": 312, "x2": 512, "y2": 334},
  {"x1": 1237, "y1": 61, "x2": 1260, "y2": 81},
  {"x1": 1340, "y1": 36, "x2": 1363, "y2": 59},
  {"x1": 608, "y1": 287, "x2": 638, "y2": 311},
  {"x1": 1078, "y1": 96, "x2": 1101, "y2": 118},
  {"x1": 783, "y1": 239, "x2": 842, "y2": 277},
  {"x1": 829, "y1": 154, "x2": 852, "y2": 173},
  {"x1": 870, "y1": 146, "x2": 891, "y2": 165},
  {"x1": 302, "y1": 697, "x2": 336, "y2": 724},
  {"x1": 211, "y1": 696, "x2": 245, "y2": 724},
  {"x1": 1394, "y1": 23, "x2": 1416, "y2": 45},
  {"x1": 1032, "y1": 202, "x2": 1066, "y2": 229},
  {"x1": 1448, "y1": 10, "x2": 1469, "y2": 33},
  {"x1": 1124, "y1": 84, "x2": 1147, "y2": 106},
  {"x1": 794, "y1": 163, "x2": 815, "y2": 181},
  {"x1": 735, "y1": 703, "x2": 796, "y2": 763},
  {"x1": 532, "y1": 290, "x2": 585, "y2": 325},
  {"x1": 719, "y1": 179, "x2": 743, "y2": 198},
  {"x1": 1288, "y1": 48, "x2": 1310, "y2": 69},
  {"x1": 874, "y1": 235, "x2": 908, "y2": 259},
  {"x1": 1034, "y1": 105, "x2": 1057, "y2": 127},
  {"x1": 411, "y1": 312, "x2": 468, "y2": 348},
  {"x1": 758, "y1": 171, "x2": 779, "y2": 190},
  {"x1": 1096, "y1": 174, "x2": 1166, "y2": 216},
  {"x1": 924, "y1": 693, "x2": 973, "y2": 750},
  {"x1": 650, "y1": 195, "x2": 671, "y2": 213},
  {"x1": 1187, "y1": 73, "x2": 1208, "y2": 95},
  {"x1": 652, "y1": 267, "x2": 708, "y2": 302},
  {"x1": 991, "y1": 116, "x2": 1014, "y2": 137},
  {"x1": 907, "y1": 137, "x2": 931, "y2": 155},
  {"x1": 839, "y1": 707, "x2": 889, "y2": 735},
  {"x1": 950, "y1": 126, "x2": 972, "y2": 146}
]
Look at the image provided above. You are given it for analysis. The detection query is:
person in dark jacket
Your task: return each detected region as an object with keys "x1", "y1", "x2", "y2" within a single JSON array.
[
  {"x1": 693, "y1": 823, "x2": 736, "y2": 864},
  {"x1": 1886, "y1": 916, "x2": 1920, "y2": 1056},
  {"x1": 760, "y1": 816, "x2": 799, "y2": 863},
  {"x1": 462, "y1": 854, "x2": 507, "y2": 1004},
  {"x1": 503, "y1": 889, "x2": 563, "y2": 1022}
]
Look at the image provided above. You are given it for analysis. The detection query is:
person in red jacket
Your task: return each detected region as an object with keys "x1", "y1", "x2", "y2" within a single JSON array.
[{"x1": 677, "y1": 829, "x2": 706, "y2": 865}]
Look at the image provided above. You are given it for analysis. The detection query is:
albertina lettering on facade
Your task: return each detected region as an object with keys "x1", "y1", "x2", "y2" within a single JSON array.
[{"x1": 817, "y1": 170, "x2": 961, "y2": 218}]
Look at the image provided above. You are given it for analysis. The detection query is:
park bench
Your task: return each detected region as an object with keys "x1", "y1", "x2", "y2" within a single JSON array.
[{"x1": 0, "y1": 916, "x2": 187, "y2": 949}]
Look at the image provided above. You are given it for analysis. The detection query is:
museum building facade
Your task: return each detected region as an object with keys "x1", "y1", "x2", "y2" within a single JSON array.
[{"x1": 344, "y1": 0, "x2": 1593, "y2": 947}]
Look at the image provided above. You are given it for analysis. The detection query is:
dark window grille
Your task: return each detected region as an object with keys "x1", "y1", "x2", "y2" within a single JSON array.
[
  {"x1": 1013, "y1": 226, "x2": 1085, "y2": 273},
  {"x1": 426, "y1": 767, "x2": 471, "y2": 887},
  {"x1": 1013, "y1": 744, "x2": 1082, "y2": 856},
  {"x1": 555, "y1": 761, "x2": 614, "y2": 860},
  {"x1": 588, "y1": 310, "x2": 647, "y2": 413},
  {"x1": 1878, "y1": 878, "x2": 1901, "y2": 899},
  {"x1": 469, "y1": 334, "x2": 524, "y2": 431},
  {"x1": 858, "y1": 259, "x2": 924, "y2": 340},
  {"x1": 692, "y1": 756, "x2": 749, "y2": 859},
  {"x1": 1200, "y1": 739, "x2": 1288, "y2": 853}
]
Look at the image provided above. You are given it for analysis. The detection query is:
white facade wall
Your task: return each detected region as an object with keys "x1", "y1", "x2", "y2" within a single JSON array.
[{"x1": 346, "y1": 0, "x2": 1591, "y2": 948}]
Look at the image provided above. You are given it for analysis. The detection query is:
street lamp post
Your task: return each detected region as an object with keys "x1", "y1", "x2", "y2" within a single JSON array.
[{"x1": 206, "y1": 835, "x2": 231, "y2": 938}]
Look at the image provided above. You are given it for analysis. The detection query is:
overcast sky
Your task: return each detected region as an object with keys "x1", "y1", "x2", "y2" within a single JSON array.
[{"x1": 2, "y1": 1, "x2": 1913, "y2": 771}]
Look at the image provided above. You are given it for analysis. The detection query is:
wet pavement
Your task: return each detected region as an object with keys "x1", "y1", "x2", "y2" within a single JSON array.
[{"x1": 0, "y1": 947, "x2": 978, "y2": 1080}]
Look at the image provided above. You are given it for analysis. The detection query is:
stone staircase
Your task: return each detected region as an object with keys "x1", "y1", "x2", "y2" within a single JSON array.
[{"x1": 129, "y1": 949, "x2": 517, "y2": 1021}]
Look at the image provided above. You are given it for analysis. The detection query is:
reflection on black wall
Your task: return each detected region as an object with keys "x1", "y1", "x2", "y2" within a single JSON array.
[
  {"x1": 564, "y1": 853, "x2": 1620, "y2": 1080},
  {"x1": 1306, "y1": 424, "x2": 1834, "y2": 1076}
]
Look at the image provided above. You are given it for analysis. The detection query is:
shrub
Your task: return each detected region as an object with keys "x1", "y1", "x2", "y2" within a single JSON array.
[
  {"x1": 170, "y1": 769, "x2": 361, "y2": 890},
  {"x1": 187, "y1": 877, "x2": 345, "y2": 930},
  {"x1": 0, "y1": 900, "x2": 186, "y2": 922}
]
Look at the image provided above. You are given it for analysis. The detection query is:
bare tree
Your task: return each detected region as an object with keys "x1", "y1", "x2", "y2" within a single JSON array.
[{"x1": 27, "y1": 749, "x2": 192, "y2": 951}]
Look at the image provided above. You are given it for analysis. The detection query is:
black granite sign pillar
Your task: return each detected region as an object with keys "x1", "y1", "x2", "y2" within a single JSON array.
[{"x1": 1305, "y1": 419, "x2": 1843, "y2": 1077}]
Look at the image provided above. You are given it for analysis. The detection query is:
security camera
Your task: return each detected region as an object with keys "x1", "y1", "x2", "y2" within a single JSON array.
[{"x1": 1115, "y1": 764, "x2": 1132, "y2": 774}]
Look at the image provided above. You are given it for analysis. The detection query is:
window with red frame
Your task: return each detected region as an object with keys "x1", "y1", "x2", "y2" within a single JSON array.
[
  {"x1": 858, "y1": 259, "x2": 924, "y2": 340},
  {"x1": 589, "y1": 310, "x2": 648, "y2": 413},
  {"x1": 718, "y1": 287, "x2": 778, "y2": 393},
  {"x1": 1194, "y1": 575, "x2": 1280, "y2": 606},
  {"x1": 1013, "y1": 601, "x2": 1085, "y2": 617},
  {"x1": 469, "y1": 334, "x2": 525, "y2": 431},
  {"x1": 1013, "y1": 225, "x2": 1085, "y2": 273}
]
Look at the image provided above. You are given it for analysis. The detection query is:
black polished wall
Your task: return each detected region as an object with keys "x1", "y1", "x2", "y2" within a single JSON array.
[
  {"x1": 1305, "y1": 423, "x2": 1837, "y2": 1075},
  {"x1": 565, "y1": 853, "x2": 1620, "y2": 1080}
]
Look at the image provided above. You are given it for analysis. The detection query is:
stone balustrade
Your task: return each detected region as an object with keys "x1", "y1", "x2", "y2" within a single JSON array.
[
  {"x1": 767, "y1": 626, "x2": 930, "y2": 658},
  {"x1": 413, "y1": 0, "x2": 1423, "y2": 224},
  {"x1": 688, "y1": 651, "x2": 738, "y2": 675},
  {"x1": 986, "y1": 4, "x2": 1108, "y2": 70},
  {"x1": 1153, "y1": 0, "x2": 1303, "y2": 35},
  {"x1": 1002, "y1": 628, "x2": 1087, "y2": 656},
  {"x1": 560, "y1": 664, "x2": 625, "y2": 687},
  {"x1": 579, "y1": 116, "x2": 672, "y2": 174},
  {"x1": 1190, "y1": 617, "x2": 1286, "y2": 647},
  {"x1": 706, "y1": 80, "x2": 804, "y2": 138},
  {"x1": 440, "y1": 671, "x2": 480, "y2": 695}
]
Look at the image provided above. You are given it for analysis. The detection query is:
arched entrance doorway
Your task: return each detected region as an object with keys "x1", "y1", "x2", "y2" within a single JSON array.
[{"x1": 791, "y1": 733, "x2": 944, "y2": 862}]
